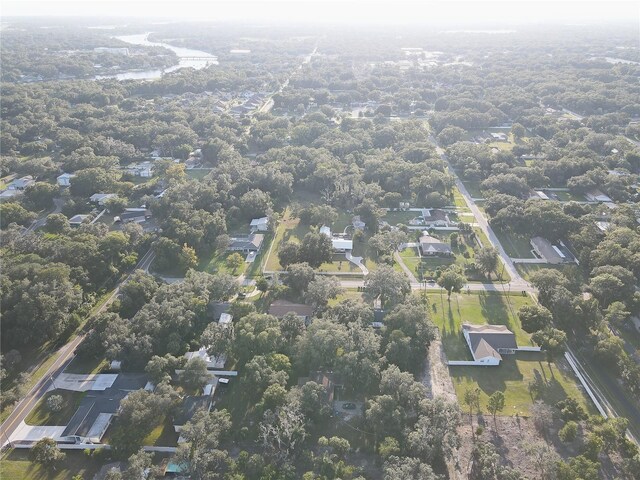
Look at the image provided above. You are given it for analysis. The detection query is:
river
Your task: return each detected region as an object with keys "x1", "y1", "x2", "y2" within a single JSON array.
[{"x1": 95, "y1": 33, "x2": 218, "y2": 81}]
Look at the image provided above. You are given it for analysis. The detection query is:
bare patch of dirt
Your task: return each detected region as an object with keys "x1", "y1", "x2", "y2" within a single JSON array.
[{"x1": 423, "y1": 332, "x2": 457, "y2": 403}]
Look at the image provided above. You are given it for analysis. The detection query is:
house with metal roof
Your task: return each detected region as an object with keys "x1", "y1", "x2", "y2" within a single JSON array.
[
  {"x1": 228, "y1": 233, "x2": 264, "y2": 253},
  {"x1": 419, "y1": 233, "x2": 453, "y2": 256},
  {"x1": 462, "y1": 324, "x2": 518, "y2": 366}
]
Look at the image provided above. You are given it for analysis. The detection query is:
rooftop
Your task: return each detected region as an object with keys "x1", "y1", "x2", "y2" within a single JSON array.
[{"x1": 268, "y1": 300, "x2": 314, "y2": 318}]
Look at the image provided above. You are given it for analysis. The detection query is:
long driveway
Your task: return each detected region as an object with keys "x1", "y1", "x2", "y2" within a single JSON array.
[{"x1": 0, "y1": 248, "x2": 155, "y2": 449}]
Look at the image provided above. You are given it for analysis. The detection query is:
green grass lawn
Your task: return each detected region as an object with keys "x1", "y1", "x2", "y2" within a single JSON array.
[
  {"x1": 199, "y1": 250, "x2": 248, "y2": 277},
  {"x1": 0, "y1": 450, "x2": 101, "y2": 480},
  {"x1": 64, "y1": 355, "x2": 108, "y2": 375},
  {"x1": 25, "y1": 390, "x2": 85, "y2": 426},
  {"x1": 462, "y1": 180, "x2": 484, "y2": 199},
  {"x1": 495, "y1": 230, "x2": 535, "y2": 259},
  {"x1": 382, "y1": 210, "x2": 418, "y2": 226},
  {"x1": 515, "y1": 264, "x2": 584, "y2": 285},
  {"x1": 185, "y1": 169, "x2": 212, "y2": 180},
  {"x1": 554, "y1": 191, "x2": 585, "y2": 202},
  {"x1": 143, "y1": 416, "x2": 179, "y2": 446},
  {"x1": 450, "y1": 187, "x2": 470, "y2": 211},
  {"x1": 427, "y1": 291, "x2": 591, "y2": 416}
]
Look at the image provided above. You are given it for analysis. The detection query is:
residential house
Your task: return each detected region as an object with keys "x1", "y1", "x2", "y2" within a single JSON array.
[
  {"x1": 297, "y1": 371, "x2": 344, "y2": 403},
  {"x1": 268, "y1": 300, "x2": 314, "y2": 323},
  {"x1": 184, "y1": 347, "x2": 227, "y2": 370},
  {"x1": 530, "y1": 236, "x2": 575, "y2": 264},
  {"x1": 461, "y1": 324, "x2": 518, "y2": 366},
  {"x1": 90, "y1": 193, "x2": 117, "y2": 206},
  {"x1": 68, "y1": 214, "x2": 91, "y2": 227},
  {"x1": 419, "y1": 233, "x2": 453, "y2": 256},
  {"x1": 61, "y1": 374, "x2": 147, "y2": 444},
  {"x1": 228, "y1": 233, "x2": 264, "y2": 253},
  {"x1": 409, "y1": 209, "x2": 451, "y2": 227},
  {"x1": 585, "y1": 189, "x2": 613, "y2": 203},
  {"x1": 352, "y1": 216, "x2": 366, "y2": 230},
  {"x1": 7, "y1": 175, "x2": 35, "y2": 191},
  {"x1": 122, "y1": 161, "x2": 154, "y2": 178},
  {"x1": 57, "y1": 173, "x2": 76, "y2": 187},
  {"x1": 250, "y1": 217, "x2": 269, "y2": 232},
  {"x1": 173, "y1": 396, "x2": 212, "y2": 434},
  {"x1": 320, "y1": 225, "x2": 353, "y2": 252},
  {"x1": 117, "y1": 208, "x2": 151, "y2": 224}
]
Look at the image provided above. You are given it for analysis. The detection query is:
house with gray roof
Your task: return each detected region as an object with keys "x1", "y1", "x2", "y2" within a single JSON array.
[
  {"x1": 228, "y1": 233, "x2": 264, "y2": 253},
  {"x1": 419, "y1": 234, "x2": 453, "y2": 256},
  {"x1": 462, "y1": 324, "x2": 518, "y2": 366}
]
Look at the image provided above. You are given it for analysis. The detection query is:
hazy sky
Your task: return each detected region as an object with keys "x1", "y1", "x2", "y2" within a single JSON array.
[{"x1": 2, "y1": 0, "x2": 638, "y2": 25}]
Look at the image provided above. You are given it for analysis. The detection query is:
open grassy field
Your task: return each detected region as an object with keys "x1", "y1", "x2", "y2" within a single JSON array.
[
  {"x1": 25, "y1": 390, "x2": 85, "y2": 426},
  {"x1": 515, "y1": 263, "x2": 584, "y2": 285},
  {"x1": 427, "y1": 291, "x2": 591, "y2": 416},
  {"x1": 64, "y1": 355, "x2": 108, "y2": 375},
  {"x1": 382, "y1": 210, "x2": 418, "y2": 226},
  {"x1": 199, "y1": 250, "x2": 248, "y2": 277},
  {"x1": 495, "y1": 230, "x2": 536, "y2": 259},
  {"x1": 0, "y1": 450, "x2": 102, "y2": 480}
]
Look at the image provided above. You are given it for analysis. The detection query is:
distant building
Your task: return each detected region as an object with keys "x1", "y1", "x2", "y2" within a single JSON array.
[
  {"x1": 409, "y1": 208, "x2": 451, "y2": 227},
  {"x1": 121, "y1": 161, "x2": 154, "y2": 178},
  {"x1": 90, "y1": 193, "x2": 117, "y2": 206},
  {"x1": 595, "y1": 221, "x2": 611, "y2": 233},
  {"x1": 57, "y1": 172, "x2": 76, "y2": 187},
  {"x1": 61, "y1": 373, "x2": 147, "y2": 444},
  {"x1": 320, "y1": 225, "x2": 353, "y2": 252},
  {"x1": 462, "y1": 324, "x2": 518, "y2": 366},
  {"x1": 117, "y1": 208, "x2": 151, "y2": 224},
  {"x1": 352, "y1": 215, "x2": 366, "y2": 230},
  {"x1": 419, "y1": 233, "x2": 453, "y2": 256},
  {"x1": 249, "y1": 217, "x2": 269, "y2": 232},
  {"x1": 268, "y1": 300, "x2": 314, "y2": 322},
  {"x1": 184, "y1": 347, "x2": 227, "y2": 370},
  {"x1": 531, "y1": 190, "x2": 550, "y2": 200},
  {"x1": 585, "y1": 189, "x2": 613, "y2": 203},
  {"x1": 68, "y1": 214, "x2": 91, "y2": 227},
  {"x1": 490, "y1": 132, "x2": 508, "y2": 141},
  {"x1": 94, "y1": 47, "x2": 130, "y2": 55},
  {"x1": 228, "y1": 233, "x2": 264, "y2": 253},
  {"x1": 7, "y1": 175, "x2": 35, "y2": 191},
  {"x1": 530, "y1": 236, "x2": 575, "y2": 264},
  {"x1": 174, "y1": 396, "x2": 212, "y2": 434}
]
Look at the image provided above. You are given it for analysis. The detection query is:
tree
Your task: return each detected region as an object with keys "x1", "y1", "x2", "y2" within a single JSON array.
[
  {"x1": 256, "y1": 276, "x2": 270, "y2": 295},
  {"x1": 406, "y1": 397, "x2": 461, "y2": 463},
  {"x1": 226, "y1": 252, "x2": 244, "y2": 274},
  {"x1": 437, "y1": 266, "x2": 466, "y2": 300},
  {"x1": 511, "y1": 123, "x2": 526, "y2": 139},
  {"x1": 260, "y1": 402, "x2": 308, "y2": 461},
  {"x1": 530, "y1": 401, "x2": 554, "y2": 436},
  {"x1": 297, "y1": 232, "x2": 333, "y2": 268},
  {"x1": 378, "y1": 437, "x2": 400, "y2": 460},
  {"x1": 0, "y1": 202, "x2": 36, "y2": 228},
  {"x1": 284, "y1": 262, "x2": 316, "y2": 296},
  {"x1": 383, "y1": 456, "x2": 440, "y2": 480},
  {"x1": 306, "y1": 276, "x2": 343, "y2": 310},
  {"x1": 463, "y1": 387, "x2": 481, "y2": 427},
  {"x1": 278, "y1": 241, "x2": 300, "y2": 269},
  {"x1": 119, "y1": 270, "x2": 159, "y2": 319},
  {"x1": 181, "y1": 357, "x2": 210, "y2": 391},
  {"x1": 364, "y1": 265, "x2": 411, "y2": 308},
  {"x1": 46, "y1": 394, "x2": 64, "y2": 413},
  {"x1": 524, "y1": 441, "x2": 560, "y2": 480},
  {"x1": 175, "y1": 409, "x2": 232, "y2": 479},
  {"x1": 475, "y1": 247, "x2": 499, "y2": 278},
  {"x1": 45, "y1": 213, "x2": 70, "y2": 233},
  {"x1": 24, "y1": 182, "x2": 58, "y2": 210},
  {"x1": 558, "y1": 421, "x2": 578, "y2": 443},
  {"x1": 123, "y1": 449, "x2": 157, "y2": 480},
  {"x1": 31, "y1": 437, "x2": 65, "y2": 469},
  {"x1": 487, "y1": 391, "x2": 505, "y2": 427},
  {"x1": 518, "y1": 305, "x2": 553, "y2": 333},
  {"x1": 532, "y1": 328, "x2": 567, "y2": 360}
]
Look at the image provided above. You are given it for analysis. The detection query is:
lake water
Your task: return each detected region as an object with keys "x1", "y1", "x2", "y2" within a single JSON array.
[{"x1": 95, "y1": 33, "x2": 218, "y2": 81}]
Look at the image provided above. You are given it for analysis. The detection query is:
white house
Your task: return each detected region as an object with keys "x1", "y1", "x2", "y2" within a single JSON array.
[
  {"x1": 250, "y1": 217, "x2": 269, "y2": 232},
  {"x1": 122, "y1": 162, "x2": 154, "y2": 178},
  {"x1": 7, "y1": 176, "x2": 35, "y2": 191},
  {"x1": 57, "y1": 173, "x2": 76, "y2": 187},
  {"x1": 320, "y1": 225, "x2": 353, "y2": 252},
  {"x1": 184, "y1": 347, "x2": 227, "y2": 370},
  {"x1": 462, "y1": 324, "x2": 518, "y2": 366},
  {"x1": 585, "y1": 189, "x2": 613, "y2": 203},
  {"x1": 90, "y1": 193, "x2": 117, "y2": 206}
]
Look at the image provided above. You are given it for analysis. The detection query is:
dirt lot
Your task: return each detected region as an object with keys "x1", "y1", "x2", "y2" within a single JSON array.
[{"x1": 454, "y1": 415, "x2": 624, "y2": 479}]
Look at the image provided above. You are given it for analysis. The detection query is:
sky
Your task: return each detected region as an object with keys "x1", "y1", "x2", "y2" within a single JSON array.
[{"x1": 2, "y1": 0, "x2": 638, "y2": 25}]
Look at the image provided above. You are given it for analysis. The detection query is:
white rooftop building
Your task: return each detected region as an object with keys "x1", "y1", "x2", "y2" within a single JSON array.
[
  {"x1": 57, "y1": 172, "x2": 76, "y2": 187},
  {"x1": 320, "y1": 225, "x2": 353, "y2": 252}
]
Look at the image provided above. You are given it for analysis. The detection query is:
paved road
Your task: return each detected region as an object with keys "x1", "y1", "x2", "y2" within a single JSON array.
[
  {"x1": 0, "y1": 248, "x2": 155, "y2": 449},
  {"x1": 22, "y1": 198, "x2": 64, "y2": 235},
  {"x1": 429, "y1": 140, "x2": 531, "y2": 292}
]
